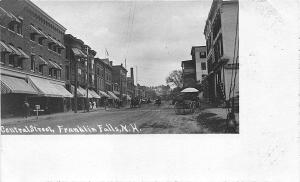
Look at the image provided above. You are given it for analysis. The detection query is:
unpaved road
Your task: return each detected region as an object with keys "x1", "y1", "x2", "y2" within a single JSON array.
[{"x1": 1, "y1": 101, "x2": 210, "y2": 134}]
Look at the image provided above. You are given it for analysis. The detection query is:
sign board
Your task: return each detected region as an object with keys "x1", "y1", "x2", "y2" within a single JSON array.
[{"x1": 35, "y1": 105, "x2": 40, "y2": 110}]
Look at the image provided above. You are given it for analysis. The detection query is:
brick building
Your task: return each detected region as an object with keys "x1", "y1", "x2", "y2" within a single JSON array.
[
  {"x1": 126, "y1": 67, "x2": 134, "y2": 99},
  {"x1": 203, "y1": 0, "x2": 239, "y2": 103},
  {"x1": 0, "y1": 0, "x2": 72, "y2": 117},
  {"x1": 112, "y1": 64, "x2": 128, "y2": 100}
]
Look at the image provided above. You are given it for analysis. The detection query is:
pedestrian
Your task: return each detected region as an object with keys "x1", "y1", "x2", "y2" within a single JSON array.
[
  {"x1": 22, "y1": 100, "x2": 30, "y2": 118},
  {"x1": 93, "y1": 100, "x2": 96, "y2": 109}
]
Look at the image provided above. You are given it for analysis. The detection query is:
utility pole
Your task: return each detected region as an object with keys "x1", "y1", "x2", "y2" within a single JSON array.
[{"x1": 86, "y1": 47, "x2": 89, "y2": 112}]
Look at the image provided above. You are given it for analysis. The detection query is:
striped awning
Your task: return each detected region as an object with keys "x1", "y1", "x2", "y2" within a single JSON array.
[
  {"x1": 17, "y1": 48, "x2": 30, "y2": 59},
  {"x1": 72, "y1": 48, "x2": 87, "y2": 58},
  {"x1": 36, "y1": 56, "x2": 48, "y2": 65},
  {"x1": 98, "y1": 90, "x2": 109, "y2": 98},
  {"x1": 0, "y1": 75, "x2": 37, "y2": 94},
  {"x1": 7, "y1": 44, "x2": 22, "y2": 56},
  {"x1": 48, "y1": 60, "x2": 62, "y2": 70},
  {"x1": 52, "y1": 84, "x2": 73, "y2": 98},
  {"x1": 107, "y1": 91, "x2": 119, "y2": 100},
  {"x1": 75, "y1": 86, "x2": 93, "y2": 98},
  {"x1": 0, "y1": 41, "x2": 12, "y2": 53},
  {"x1": 28, "y1": 76, "x2": 68, "y2": 97},
  {"x1": 89, "y1": 89, "x2": 101, "y2": 99}
]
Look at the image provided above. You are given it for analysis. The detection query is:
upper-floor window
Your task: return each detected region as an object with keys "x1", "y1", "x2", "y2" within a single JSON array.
[
  {"x1": 201, "y1": 62, "x2": 207, "y2": 70},
  {"x1": 1, "y1": 52, "x2": 6, "y2": 64},
  {"x1": 30, "y1": 55, "x2": 35, "y2": 71},
  {"x1": 200, "y1": 52, "x2": 206, "y2": 58}
]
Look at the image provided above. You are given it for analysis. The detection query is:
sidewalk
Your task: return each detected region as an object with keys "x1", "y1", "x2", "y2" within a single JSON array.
[
  {"x1": 197, "y1": 102, "x2": 239, "y2": 133},
  {"x1": 0, "y1": 106, "x2": 124, "y2": 125}
]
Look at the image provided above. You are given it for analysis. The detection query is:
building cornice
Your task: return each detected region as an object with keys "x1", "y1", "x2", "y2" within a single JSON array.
[{"x1": 24, "y1": 0, "x2": 67, "y2": 31}]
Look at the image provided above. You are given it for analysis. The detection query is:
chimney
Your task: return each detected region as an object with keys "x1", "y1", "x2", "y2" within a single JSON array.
[{"x1": 130, "y1": 67, "x2": 134, "y2": 79}]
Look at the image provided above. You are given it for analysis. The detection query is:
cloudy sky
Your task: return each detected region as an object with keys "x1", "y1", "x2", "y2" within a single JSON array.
[{"x1": 32, "y1": 0, "x2": 212, "y2": 86}]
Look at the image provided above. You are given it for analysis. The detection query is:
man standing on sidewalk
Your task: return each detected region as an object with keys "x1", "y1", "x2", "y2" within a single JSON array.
[{"x1": 22, "y1": 100, "x2": 30, "y2": 119}]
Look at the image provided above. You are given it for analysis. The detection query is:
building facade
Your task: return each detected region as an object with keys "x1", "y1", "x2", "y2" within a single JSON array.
[
  {"x1": 203, "y1": 0, "x2": 239, "y2": 103},
  {"x1": 0, "y1": 0, "x2": 72, "y2": 117},
  {"x1": 112, "y1": 64, "x2": 128, "y2": 102},
  {"x1": 126, "y1": 67, "x2": 134, "y2": 99},
  {"x1": 181, "y1": 60, "x2": 196, "y2": 88}
]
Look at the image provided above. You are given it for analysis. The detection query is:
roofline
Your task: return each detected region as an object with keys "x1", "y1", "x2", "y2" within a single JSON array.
[{"x1": 24, "y1": 0, "x2": 67, "y2": 31}]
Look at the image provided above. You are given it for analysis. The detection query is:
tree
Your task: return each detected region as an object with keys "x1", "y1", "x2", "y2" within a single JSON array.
[{"x1": 166, "y1": 70, "x2": 183, "y2": 88}]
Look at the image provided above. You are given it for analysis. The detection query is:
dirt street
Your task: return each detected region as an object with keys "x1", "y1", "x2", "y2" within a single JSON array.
[{"x1": 1, "y1": 101, "x2": 220, "y2": 134}]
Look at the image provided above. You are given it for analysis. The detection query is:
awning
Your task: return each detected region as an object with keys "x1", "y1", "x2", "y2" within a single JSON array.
[
  {"x1": 28, "y1": 76, "x2": 67, "y2": 97},
  {"x1": 36, "y1": 56, "x2": 48, "y2": 65},
  {"x1": 29, "y1": 25, "x2": 41, "y2": 35},
  {"x1": 47, "y1": 35, "x2": 65, "y2": 49},
  {"x1": 98, "y1": 90, "x2": 109, "y2": 98},
  {"x1": 107, "y1": 91, "x2": 119, "y2": 100},
  {"x1": 1, "y1": 75, "x2": 38, "y2": 94},
  {"x1": 89, "y1": 89, "x2": 101, "y2": 99},
  {"x1": 17, "y1": 48, "x2": 30, "y2": 59},
  {"x1": 48, "y1": 60, "x2": 61, "y2": 69},
  {"x1": 114, "y1": 90, "x2": 120, "y2": 95},
  {"x1": 52, "y1": 84, "x2": 73, "y2": 98},
  {"x1": 0, "y1": 41, "x2": 12, "y2": 53},
  {"x1": 76, "y1": 86, "x2": 93, "y2": 98},
  {"x1": 72, "y1": 48, "x2": 87, "y2": 58},
  {"x1": 7, "y1": 44, "x2": 22, "y2": 56}
]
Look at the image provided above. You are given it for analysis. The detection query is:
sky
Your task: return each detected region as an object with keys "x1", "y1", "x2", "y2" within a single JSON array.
[{"x1": 32, "y1": 0, "x2": 212, "y2": 86}]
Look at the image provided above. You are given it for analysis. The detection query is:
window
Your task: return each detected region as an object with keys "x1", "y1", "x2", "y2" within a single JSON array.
[
  {"x1": 30, "y1": 34, "x2": 35, "y2": 41},
  {"x1": 53, "y1": 69, "x2": 57, "y2": 79},
  {"x1": 201, "y1": 62, "x2": 206, "y2": 70},
  {"x1": 57, "y1": 48, "x2": 62, "y2": 54},
  {"x1": 38, "y1": 38, "x2": 43, "y2": 45},
  {"x1": 49, "y1": 68, "x2": 53, "y2": 77},
  {"x1": 1, "y1": 52, "x2": 5, "y2": 64},
  {"x1": 30, "y1": 55, "x2": 35, "y2": 71},
  {"x1": 16, "y1": 58, "x2": 23, "y2": 68},
  {"x1": 200, "y1": 52, "x2": 206, "y2": 58},
  {"x1": 39, "y1": 65, "x2": 43, "y2": 74},
  {"x1": 8, "y1": 54, "x2": 14, "y2": 66}
]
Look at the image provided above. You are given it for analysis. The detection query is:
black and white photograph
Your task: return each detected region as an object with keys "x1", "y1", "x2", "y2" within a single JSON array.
[
  {"x1": 1, "y1": 0, "x2": 239, "y2": 134},
  {"x1": 0, "y1": 0, "x2": 299, "y2": 181}
]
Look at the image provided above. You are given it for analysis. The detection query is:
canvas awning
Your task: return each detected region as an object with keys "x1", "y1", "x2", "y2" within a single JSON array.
[
  {"x1": 28, "y1": 76, "x2": 70, "y2": 97},
  {"x1": 0, "y1": 75, "x2": 38, "y2": 95},
  {"x1": 76, "y1": 86, "x2": 93, "y2": 98},
  {"x1": 98, "y1": 90, "x2": 109, "y2": 98},
  {"x1": 71, "y1": 48, "x2": 87, "y2": 58},
  {"x1": 48, "y1": 60, "x2": 62, "y2": 69},
  {"x1": 52, "y1": 84, "x2": 73, "y2": 98},
  {"x1": 107, "y1": 91, "x2": 119, "y2": 100},
  {"x1": 89, "y1": 89, "x2": 101, "y2": 99},
  {"x1": 29, "y1": 25, "x2": 42, "y2": 35},
  {"x1": 0, "y1": 41, "x2": 12, "y2": 53},
  {"x1": 17, "y1": 48, "x2": 30, "y2": 59},
  {"x1": 36, "y1": 56, "x2": 48, "y2": 65},
  {"x1": 7, "y1": 44, "x2": 22, "y2": 56}
]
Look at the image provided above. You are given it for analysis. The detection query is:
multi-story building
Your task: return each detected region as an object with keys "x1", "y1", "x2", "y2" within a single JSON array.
[
  {"x1": 203, "y1": 0, "x2": 239, "y2": 103},
  {"x1": 191, "y1": 46, "x2": 208, "y2": 99},
  {"x1": 181, "y1": 60, "x2": 196, "y2": 88},
  {"x1": 64, "y1": 34, "x2": 100, "y2": 111},
  {"x1": 0, "y1": 0, "x2": 72, "y2": 117},
  {"x1": 112, "y1": 64, "x2": 128, "y2": 102},
  {"x1": 126, "y1": 67, "x2": 134, "y2": 99},
  {"x1": 191, "y1": 46, "x2": 207, "y2": 82}
]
